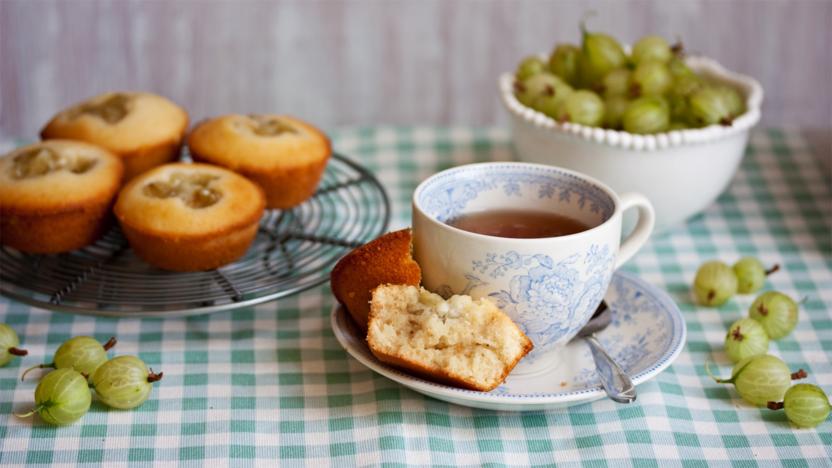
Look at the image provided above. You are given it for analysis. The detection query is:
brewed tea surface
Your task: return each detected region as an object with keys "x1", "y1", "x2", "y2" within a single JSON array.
[{"x1": 447, "y1": 209, "x2": 589, "y2": 238}]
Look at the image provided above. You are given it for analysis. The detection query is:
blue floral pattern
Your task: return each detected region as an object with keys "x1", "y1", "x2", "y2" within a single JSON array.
[
  {"x1": 452, "y1": 244, "x2": 614, "y2": 355},
  {"x1": 417, "y1": 166, "x2": 614, "y2": 223},
  {"x1": 572, "y1": 276, "x2": 673, "y2": 387}
]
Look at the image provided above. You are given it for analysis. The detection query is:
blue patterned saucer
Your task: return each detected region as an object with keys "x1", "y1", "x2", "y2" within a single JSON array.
[{"x1": 331, "y1": 271, "x2": 686, "y2": 411}]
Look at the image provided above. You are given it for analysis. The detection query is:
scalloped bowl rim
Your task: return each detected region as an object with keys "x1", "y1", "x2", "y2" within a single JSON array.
[{"x1": 499, "y1": 55, "x2": 764, "y2": 151}]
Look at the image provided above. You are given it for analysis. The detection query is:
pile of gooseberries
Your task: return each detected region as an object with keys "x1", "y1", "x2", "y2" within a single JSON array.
[
  {"x1": 513, "y1": 20, "x2": 746, "y2": 133},
  {"x1": 6, "y1": 331, "x2": 164, "y2": 426},
  {"x1": 695, "y1": 259, "x2": 829, "y2": 428}
]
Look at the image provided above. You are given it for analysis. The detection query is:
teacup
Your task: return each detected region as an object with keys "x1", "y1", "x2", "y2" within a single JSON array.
[{"x1": 412, "y1": 162, "x2": 655, "y2": 373}]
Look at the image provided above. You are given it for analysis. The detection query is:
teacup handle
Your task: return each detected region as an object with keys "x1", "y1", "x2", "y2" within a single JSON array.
[{"x1": 615, "y1": 193, "x2": 655, "y2": 269}]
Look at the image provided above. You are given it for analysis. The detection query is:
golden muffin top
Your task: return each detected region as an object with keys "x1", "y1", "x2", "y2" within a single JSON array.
[
  {"x1": 115, "y1": 163, "x2": 265, "y2": 238},
  {"x1": 41, "y1": 92, "x2": 189, "y2": 154},
  {"x1": 0, "y1": 140, "x2": 123, "y2": 214},
  {"x1": 187, "y1": 114, "x2": 331, "y2": 171}
]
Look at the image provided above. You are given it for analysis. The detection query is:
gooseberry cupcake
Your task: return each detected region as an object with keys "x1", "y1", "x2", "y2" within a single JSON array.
[
  {"x1": 114, "y1": 162, "x2": 265, "y2": 272},
  {"x1": 187, "y1": 114, "x2": 331, "y2": 209},
  {"x1": 0, "y1": 140, "x2": 124, "y2": 253},
  {"x1": 41, "y1": 92, "x2": 189, "y2": 181}
]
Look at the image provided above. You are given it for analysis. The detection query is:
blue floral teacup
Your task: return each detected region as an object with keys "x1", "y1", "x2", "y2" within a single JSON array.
[{"x1": 412, "y1": 162, "x2": 655, "y2": 374}]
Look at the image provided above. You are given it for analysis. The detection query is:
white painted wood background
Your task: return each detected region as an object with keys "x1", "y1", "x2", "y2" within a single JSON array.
[{"x1": 1, "y1": 0, "x2": 830, "y2": 139}]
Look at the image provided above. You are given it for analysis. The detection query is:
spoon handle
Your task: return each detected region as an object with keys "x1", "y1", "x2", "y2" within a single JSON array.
[{"x1": 585, "y1": 335, "x2": 637, "y2": 404}]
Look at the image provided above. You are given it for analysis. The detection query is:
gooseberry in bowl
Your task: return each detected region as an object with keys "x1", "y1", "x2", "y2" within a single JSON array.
[{"x1": 500, "y1": 31, "x2": 763, "y2": 233}]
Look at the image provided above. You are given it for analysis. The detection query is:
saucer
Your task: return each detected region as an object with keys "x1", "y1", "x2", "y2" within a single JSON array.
[{"x1": 331, "y1": 271, "x2": 686, "y2": 411}]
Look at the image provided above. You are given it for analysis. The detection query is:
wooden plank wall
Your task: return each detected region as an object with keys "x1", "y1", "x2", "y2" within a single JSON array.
[{"x1": 1, "y1": 0, "x2": 830, "y2": 138}]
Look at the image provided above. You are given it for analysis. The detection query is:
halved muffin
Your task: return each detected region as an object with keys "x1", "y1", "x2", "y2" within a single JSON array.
[
  {"x1": 0, "y1": 140, "x2": 123, "y2": 253},
  {"x1": 41, "y1": 92, "x2": 189, "y2": 181},
  {"x1": 114, "y1": 163, "x2": 265, "y2": 271},
  {"x1": 187, "y1": 114, "x2": 331, "y2": 209},
  {"x1": 368, "y1": 284, "x2": 533, "y2": 391}
]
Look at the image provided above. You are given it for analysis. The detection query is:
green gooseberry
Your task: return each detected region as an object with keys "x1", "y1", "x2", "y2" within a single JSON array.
[
  {"x1": 578, "y1": 21, "x2": 627, "y2": 88},
  {"x1": 603, "y1": 95, "x2": 630, "y2": 130},
  {"x1": 631, "y1": 35, "x2": 672, "y2": 64},
  {"x1": 724, "y1": 318, "x2": 769, "y2": 363},
  {"x1": 514, "y1": 72, "x2": 563, "y2": 107},
  {"x1": 630, "y1": 60, "x2": 673, "y2": 97},
  {"x1": 622, "y1": 96, "x2": 670, "y2": 134},
  {"x1": 22, "y1": 336, "x2": 116, "y2": 381},
  {"x1": 768, "y1": 384, "x2": 831, "y2": 428},
  {"x1": 693, "y1": 260, "x2": 737, "y2": 307},
  {"x1": 548, "y1": 44, "x2": 581, "y2": 86},
  {"x1": 555, "y1": 90, "x2": 605, "y2": 127},
  {"x1": 0, "y1": 324, "x2": 28, "y2": 367},
  {"x1": 599, "y1": 68, "x2": 631, "y2": 98},
  {"x1": 515, "y1": 56, "x2": 547, "y2": 81},
  {"x1": 17, "y1": 368, "x2": 91, "y2": 426},
  {"x1": 749, "y1": 291, "x2": 798, "y2": 340},
  {"x1": 689, "y1": 86, "x2": 734, "y2": 127}
]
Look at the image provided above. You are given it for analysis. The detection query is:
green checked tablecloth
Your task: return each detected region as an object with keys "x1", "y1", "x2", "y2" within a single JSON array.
[{"x1": 0, "y1": 127, "x2": 830, "y2": 466}]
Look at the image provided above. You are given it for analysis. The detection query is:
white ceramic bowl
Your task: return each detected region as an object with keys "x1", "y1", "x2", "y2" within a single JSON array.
[{"x1": 499, "y1": 55, "x2": 764, "y2": 233}]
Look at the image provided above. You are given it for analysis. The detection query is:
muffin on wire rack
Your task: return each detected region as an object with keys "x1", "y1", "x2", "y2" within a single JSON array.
[
  {"x1": 41, "y1": 91, "x2": 189, "y2": 181},
  {"x1": 187, "y1": 114, "x2": 331, "y2": 209},
  {"x1": 114, "y1": 162, "x2": 265, "y2": 272},
  {"x1": 0, "y1": 140, "x2": 123, "y2": 253}
]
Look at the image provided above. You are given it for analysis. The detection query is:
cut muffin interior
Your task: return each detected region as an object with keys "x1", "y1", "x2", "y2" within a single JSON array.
[{"x1": 367, "y1": 284, "x2": 533, "y2": 392}]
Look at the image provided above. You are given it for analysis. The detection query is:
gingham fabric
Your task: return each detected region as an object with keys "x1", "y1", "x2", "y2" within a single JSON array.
[{"x1": 0, "y1": 128, "x2": 830, "y2": 467}]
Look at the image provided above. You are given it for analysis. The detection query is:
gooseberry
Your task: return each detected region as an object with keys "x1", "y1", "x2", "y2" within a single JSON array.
[
  {"x1": 555, "y1": 90, "x2": 605, "y2": 127},
  {"x1": 531, "y1": 78, "x2": 574, "y2": 118},
  {"x1": 603, "y1": 96, "x2": 629, "y2": 130},
  {"x1": 733, "y1": 257, "x2": 779, "y2": 294},
  {"x1": 689, "y1": 86, "x2": 733, "y2": 126},
  {"x1": 724, "y1": 318, "x2": 769, "y2": 363},
  {"x1": 693, "y1": 260, "x2": 737, "y2": 307},
  {"x1": 548, "y1": 44, "x2": 581, "y2": 86},
  {"x1": 622, "y1": 96, "x2": 669, "y2": 134},
  {"x1": 715, "y1": 85, "x2": 745, "y2": 118},
  {"x1": 92, "y1": 355, "x2": 163, "y2": 410},
  {"x1": 631, "y1": 35, "x2": 672, "y2": 64},
  {"x1": 22, "y1": 336, "x2": 116, "y2": 381},
  {"x1": 749, "y1": 291, "x2": 798, "y2": 340},
  {"x1": 514, "y1": 72, "x2": 563, "y2": 107},
  {"x1": 515, "y1": 56, "x2": 546, "y2": 81},
  {"x1": 630, "y1": 61, "x2": 673, "y2": 97},
  {"x1": 768, "y1": 384, "x2": 831, "y2": 428},
  {"x1": 0, "y1": 324, "x2": 27, "y2": 367},
  {"x1": 578, "y1": 20, "x2": 627, "y2": 87},
  {"x1": 599, "y1": 68, "x2": 631, "y2": 98},
  {"x1": 16, "y1": 368, "x2": 91, "y2": 425}
]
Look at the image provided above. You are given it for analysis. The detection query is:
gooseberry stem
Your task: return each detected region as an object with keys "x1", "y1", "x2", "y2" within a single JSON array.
[
  {"x1": 21, "y1": 363, "x2": 55, "y2": 381},
  {"x1": 8, "y1": 347, "x2": 28, "y2": 356},
  {"x1": 791, "y1": 369, "x2": 807, "y2": 380},
  {"x1": 767, "y1": 401, "x2": 784, "y2": 410},
  {"x1": 671, "y1": 38, "x2": 684, "y2": 56},
  {"x1": 705, "y1": 361, "x2": 735, "y2": 384},
  {"x1": 102, "y1": 337, "x2": 117, "y2": 351},
  {"x1": 579, "y1": 11, "x2": 597, "y2": 38},
  {"x1": 15, "y1": 403, "x2": 45, "y2": 419},
  {"x1": 765, "y1": 264, "x2": 780, "y2": 276},
  {"x1": 147, "y1": 369, "x2": 164, "y2": 383}
]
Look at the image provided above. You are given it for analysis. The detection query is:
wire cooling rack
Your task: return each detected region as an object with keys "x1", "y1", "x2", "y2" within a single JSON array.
[{"x1": 0, "y1": 152, "x2": 390, "y2": 318}]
